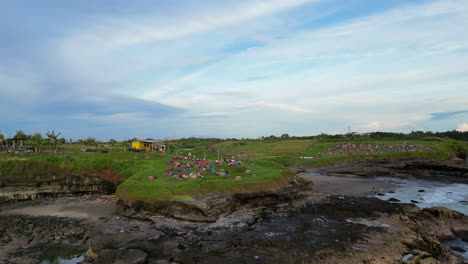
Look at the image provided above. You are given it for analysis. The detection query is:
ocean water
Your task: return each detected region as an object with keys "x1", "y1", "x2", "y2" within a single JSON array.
[
  {"x1": 373, "y1": 177, "x2": 468, "y2": 216},
  {"x1": 442, "y1": 238, "x2": 468, "y2": 259},
  {"x1": 373, "y1": 177, "x2": 467, "y2": 260}
]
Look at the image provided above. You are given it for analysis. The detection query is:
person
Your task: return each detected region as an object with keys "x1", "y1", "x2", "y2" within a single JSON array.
[{"x1": 225, "y1": 170, "x2": 230, "y2": 178}]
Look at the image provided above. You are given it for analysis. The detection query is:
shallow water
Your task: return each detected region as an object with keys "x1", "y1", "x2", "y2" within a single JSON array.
[
  {"x1": 373, "y1": 177, "x2": 468, "y2": 215},
  {"x1": 40, "y1": 255, "x2": 84, "y2": 264},
  {"x1": 442, "y1": 238, "x2": 468, "y2": 259}
]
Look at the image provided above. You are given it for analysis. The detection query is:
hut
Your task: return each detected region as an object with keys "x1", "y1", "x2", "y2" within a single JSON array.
[{"x1": 131, "y1": 139, "x2": 166, "y2": 151}]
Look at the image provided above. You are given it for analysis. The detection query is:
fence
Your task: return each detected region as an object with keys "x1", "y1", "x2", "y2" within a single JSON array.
[{"x1": 0, "y1": 151, "x2": 74, "y2": 156}]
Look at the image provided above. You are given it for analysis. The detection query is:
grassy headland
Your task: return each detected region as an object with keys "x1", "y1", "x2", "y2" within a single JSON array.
[{"x1": 1, "y1": 135, "x2": 466, "y2": 201}]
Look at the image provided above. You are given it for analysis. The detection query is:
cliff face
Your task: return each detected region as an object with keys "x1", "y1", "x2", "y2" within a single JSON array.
[
  {"x1": 116, "y1": 178, "x2": 317, "y2": 222},
  {"x1": 0, "y1": 168, "x2": 122, "y2": 203}
]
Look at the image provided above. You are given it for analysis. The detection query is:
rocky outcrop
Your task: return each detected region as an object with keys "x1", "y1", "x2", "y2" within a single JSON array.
[
  {"x1": 0, "y1": 168, "x2": 123, "y2": 203},
  {"x1": 2, "y1": 193, "x2": 467, "y2": 264},
  {"x1": 116, "y1": 178, "x2": 315, "y2": 222},
  {"x1": 304, "y1": 159, "x2": 468, "y2": 183},
  {"x1": 412, "y1": 207, "x2": 468, "y2": 240}
]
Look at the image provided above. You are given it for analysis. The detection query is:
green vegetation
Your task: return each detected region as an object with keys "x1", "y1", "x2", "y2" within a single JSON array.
[
  {"x1": 117, "y1": 159, "x2": 293, "y2": 202},
  {"x1": 1, "y1": 130, "x2": 467, "y2": 201}
]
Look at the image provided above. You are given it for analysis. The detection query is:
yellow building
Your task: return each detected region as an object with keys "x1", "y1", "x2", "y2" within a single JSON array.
[{"x1": 131, "y1": 140, "x2": 165, "y2": 151}]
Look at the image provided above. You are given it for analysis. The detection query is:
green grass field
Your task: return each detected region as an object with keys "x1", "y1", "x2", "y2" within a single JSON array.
[
  {"x1": 213, "y1": 140, "x2": 315, "y2": 159},
  {"x1": 1, "y1": 137, "x2": 465, "y2": 201},
  {"x1": 117, "y1": 158, "x2": 293, "y2": 201}
]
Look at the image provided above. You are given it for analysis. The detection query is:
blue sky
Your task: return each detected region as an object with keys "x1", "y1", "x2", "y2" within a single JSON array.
[{"x1": 1, "y1": 0, "x2": 467, "y2": 140}]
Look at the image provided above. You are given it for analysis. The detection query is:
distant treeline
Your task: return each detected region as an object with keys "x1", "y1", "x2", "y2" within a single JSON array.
[
  {"x1": 174, "y1": 130, "x2": 468, "y2": 144},
  {"x1": 2, "y1": 130, "x2": 467, "y2": 146},
  {"x1": 310, "y1": 130, "x2": 468, "y2": 141}
]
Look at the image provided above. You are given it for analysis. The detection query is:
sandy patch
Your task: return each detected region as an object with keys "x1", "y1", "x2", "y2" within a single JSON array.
[
  {"x1": 0, "y1": 196, "x2": 116, "y2": 219},
  {"x1": 298, "y1": 172, "x2": 395, "y2": 196}
]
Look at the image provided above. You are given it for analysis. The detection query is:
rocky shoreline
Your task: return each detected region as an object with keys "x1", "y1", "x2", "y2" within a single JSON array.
[{"x1": 0, "y1": 159, "x2": 467, "y2": 264}]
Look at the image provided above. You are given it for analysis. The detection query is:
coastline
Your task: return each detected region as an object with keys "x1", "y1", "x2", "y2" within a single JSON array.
[{"x1": 0, "y1": 158, "x2": 467, "y2": 263}]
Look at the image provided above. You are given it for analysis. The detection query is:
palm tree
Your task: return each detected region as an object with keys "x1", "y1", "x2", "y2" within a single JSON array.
[{"x1": 46, "y1": 130, "x2": 62, "y2": 153}]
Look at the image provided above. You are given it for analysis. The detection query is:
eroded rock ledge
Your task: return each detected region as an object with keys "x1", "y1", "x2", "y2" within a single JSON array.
[
  {"x1": 0, "y1": 168, "x2": 122, "y2": 203},
  {"x1": 116, "y1": 178, "x2": 316, "y2": 222},
  {"x1": 299, "y1": 159, "x2": 468, "y2": 183}
]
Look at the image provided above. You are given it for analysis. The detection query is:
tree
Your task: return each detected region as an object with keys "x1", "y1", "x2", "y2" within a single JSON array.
[
  {"x1": 109, "y1": 139, "x2": 117, "y2": 144},
  {"x1": 281, "y1": 133, "x2": 290, "y2": 139},
  {"x1": 83, "y1": 137, "x2": 97, "y2": 146},
  {"x1": 13, "y1": 130, "x2": 29, "y2": 140},
  {"x1": 46, "y1": 130, "x2": 62, "y2": 153},
  {"x1": 0, "y1": 132, "x2": 4, "y2": 142},
  {"x1": 31, "y1": 132, "x2": 43, "y2": 153}
]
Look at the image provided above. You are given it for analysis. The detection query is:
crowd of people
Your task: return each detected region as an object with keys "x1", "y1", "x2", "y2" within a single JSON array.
[
  {"x1": 149, "y1": 155, "x2": 242, "y2": 180},
  {"x1": 324, "y1": 143, "x2": 435, "y2": 156}
]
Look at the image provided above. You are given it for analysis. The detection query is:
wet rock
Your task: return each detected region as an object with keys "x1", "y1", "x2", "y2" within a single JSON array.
[
  {"x1": 418, "y1": 189, "x2": 425, "y2": 192},
  {"x1": 411, "y1": 200, "x2": 420, "y2": 204},
  {"x1": 387, "y1": 198, "x2": 401, "y2": 202},
  {"x1": 461, "y1": 233, "x2": 468, "y2": 242},
  {"x1": 450, "y1": 246, "x2": 466, "y2": 253},
  {"x1": 417, "y1": 257, "x2": 441, "y2": 264},
  {"x1": 411, "y1": 206, "x2": 468, "y2": 254},
  {"x1": 149, "y1": 260, "x2": 171, "y2": 264},
  {"x1": 96, "y1": 248, "x2": 147, "y2": 264},
  {"x1": 199, "y1": 240, "x2": 231, "y2": 254}
]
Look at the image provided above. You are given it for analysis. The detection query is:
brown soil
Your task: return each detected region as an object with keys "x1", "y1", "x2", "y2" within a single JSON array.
[{"x1": 96, "y1": 168, "x2": 124, "y2": 184}]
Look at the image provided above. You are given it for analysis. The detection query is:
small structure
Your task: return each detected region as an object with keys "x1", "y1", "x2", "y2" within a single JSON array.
[{"x1": 131, "y1": 139, "x2": 166, "y2": 152}]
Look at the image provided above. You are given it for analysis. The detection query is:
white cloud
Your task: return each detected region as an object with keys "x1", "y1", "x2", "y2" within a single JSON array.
[
  {"x1": 58, "y1": 0, "x2": 321, "y2": 57},
  {"x1": 456, "y1": 123, "x2": 468, "y2": 132},
  {"x1": 254, "y1": 101, "x2": 313, "y2": 113},
  {"x1": 194, "y1": 112, "x2": 229, "y2": 117}
]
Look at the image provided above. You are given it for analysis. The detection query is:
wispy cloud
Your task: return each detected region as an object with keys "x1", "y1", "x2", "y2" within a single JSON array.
[
  {"x1": 241, "y1": 74, "x2": 272, "y2": 82},
  {"x1": 58, "y1": 0, "x2": 321, "y2": 57},
  {"x1": 193, "y1": 112, "x2": 230, "y2": 118},
  {"x1": 254, "y1": 101, "x2": 313, "y2": 113},
  {"x1": 430, "y1": 110, "x2": 468, "y2": 120}
]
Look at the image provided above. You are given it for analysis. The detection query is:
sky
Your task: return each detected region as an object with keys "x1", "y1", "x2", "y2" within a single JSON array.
[{"x1": 1, "y1": 0, "x2": 467, "y2": 140}]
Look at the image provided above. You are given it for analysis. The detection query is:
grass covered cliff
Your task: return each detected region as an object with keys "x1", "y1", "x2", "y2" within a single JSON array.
[{"x1": 1, "y1": 137, "x2": 466, "y2": 202}]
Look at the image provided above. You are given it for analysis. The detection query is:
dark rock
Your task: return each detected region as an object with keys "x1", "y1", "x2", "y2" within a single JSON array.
[
  {"x1": 96, "y1": 248, "x2": 147, "y2": 264},
  {"x1": 418, "y1": 189, "x2": 425, "y2": 192},
  {"x1": 411, "y1": 200, "x2": 419, "y2": 204},
  {"x1": 387, "y1": 198, "x2": 401, "y2": 202},
  {"x1": 450, "y1": 246, "x2": 466, "y2": 253},
  {"x1": 461, "y1": 233, "x2": 468, "y2": 242}
]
